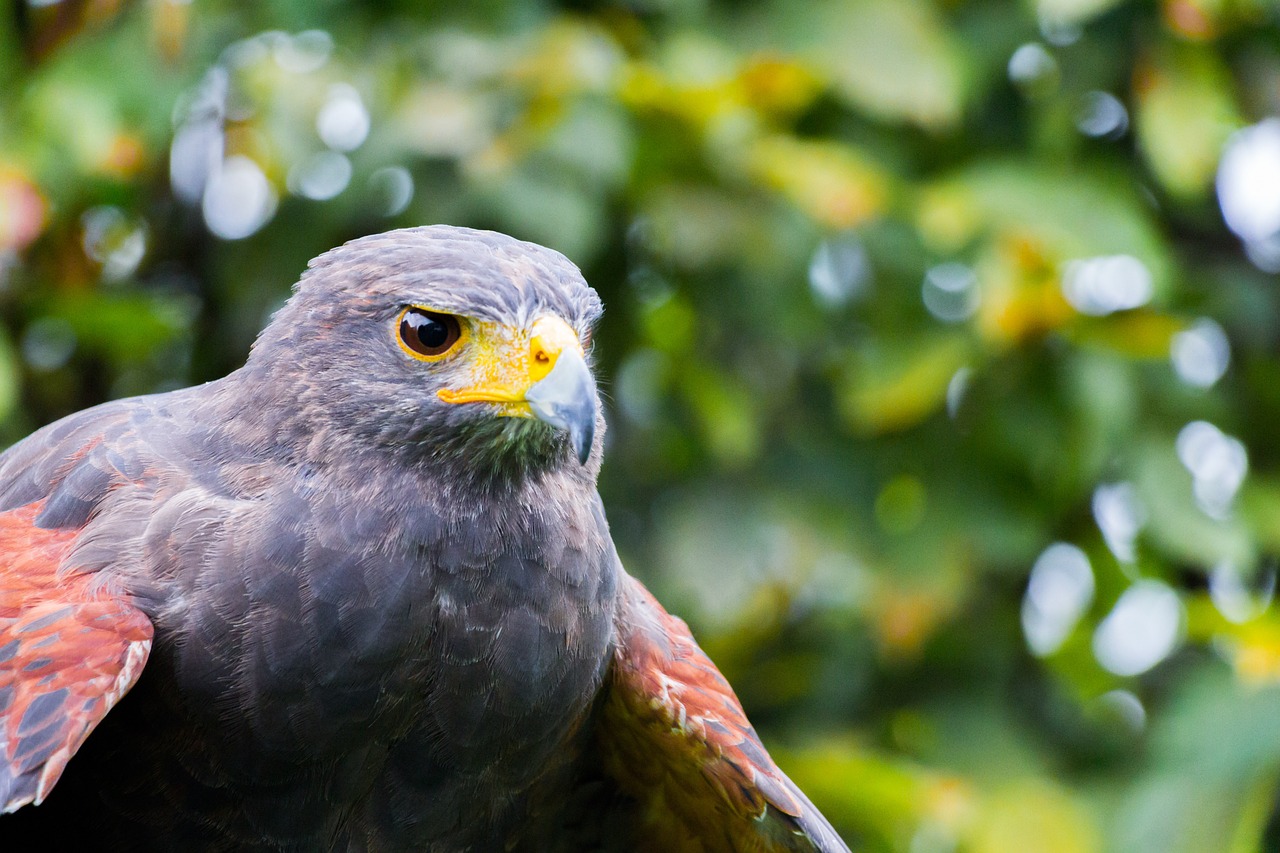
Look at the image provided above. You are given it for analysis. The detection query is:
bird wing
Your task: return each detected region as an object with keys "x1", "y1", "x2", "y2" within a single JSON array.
[
  {"x1": 598, "y1": 572, "x2": 848, "y2": 853},
  {"x1": 0, "y1": 405, "x2": 155, "y2": 813}
]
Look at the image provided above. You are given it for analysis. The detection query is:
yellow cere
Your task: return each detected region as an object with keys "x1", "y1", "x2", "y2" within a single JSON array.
[{"x1": 437, "y1": 315, "x2": 584, "y2": 418}]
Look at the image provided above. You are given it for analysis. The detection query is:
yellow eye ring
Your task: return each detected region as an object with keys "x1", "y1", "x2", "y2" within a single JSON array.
[{"x1": 396, "y1": 307, "x2": 466, "y2": 361}]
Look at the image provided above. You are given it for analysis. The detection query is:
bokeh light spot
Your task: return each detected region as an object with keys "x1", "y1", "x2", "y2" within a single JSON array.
[
  {"x1": 368, "y1": 166, "x2": 414, "y2": 217},
  {"x1": 169, "y1": 68, "x2": 228, "y2": 205},
  {"x1": 1022, "y1": 542, "x2": 1094, "y2": 657},
  {"x1": 1061, "y1": 255, "x2": 1152, "y2": 315},
  {"x1": 201, "y1": 156, "x2": 277, "y2": 240},
  {"x1": 317, "y1": 84, "x2": 370, "y2": 152},
  {"x1": 21, "y1": 318, "x2": 76, "y2": 372},
  {"x1": 81, "y1": 206, "x2": 147, "y2": 281},
  {"x1": 287, "y1": 151, "x2": 352, "y2": 201},
  {"x1": 808, "y1": 234, "x2": 869, "y2": 309},
  {"x1": 922, "y1": 262, "x2": 979, "y2": 322},
  {"x1": 1170, "y1": 317, "x2": 1229, "y2": 388},
  {"x1": 1176, "y1": 421, "x2": 1247, "y2": 519},
  {"x1": 1093, "y1": 580, "x2": 1183, "y2": 676},
  {"x1": 945, "y1": 366, "x2": 970, "y2": 420},
  {"x1": 1008, "y1": 43, "x2": 1059, "y2": 97},
  {"x1": 1093, "y1": 482, "x2": 1145, "y2": 564},
  {"x1": 1090, "y1": 689, "x2": 1146, "y2": 734},
  {"x1": 1209, "y1": 560, "x2": 1276, "y2": 624},
  {"x1": 1076, "y1": 91, "x2": 1128, "y2": 140},
  {"x1": 1218, "y1": 119, "x2": 1280, "y2": 270}
]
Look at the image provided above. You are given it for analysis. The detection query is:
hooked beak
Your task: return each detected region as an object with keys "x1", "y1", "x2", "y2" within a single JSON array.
[
  {"x1": 526, "y1": 347, "x2": 596, "y2": 465},
  {"x1": 437, "y1": 316, "x2": 597, "y2": 465}
]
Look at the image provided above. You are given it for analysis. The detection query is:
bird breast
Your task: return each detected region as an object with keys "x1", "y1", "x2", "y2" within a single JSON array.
[{"x1": 132, "y1": 468, "x2": 619, "y2": 846}]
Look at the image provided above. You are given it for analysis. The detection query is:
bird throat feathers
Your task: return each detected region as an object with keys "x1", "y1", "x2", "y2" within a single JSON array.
[{"x1": 420, "y1": 415, "x2": 590, "y2": 492}]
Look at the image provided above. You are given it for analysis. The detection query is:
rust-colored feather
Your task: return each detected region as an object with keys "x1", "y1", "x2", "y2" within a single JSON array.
[
  {"x1": 0, "y1": 502, "x2": 153, "y2": 812},
  {"x1": 599, "y1": 574, "x2": 847, "y2": 852}
]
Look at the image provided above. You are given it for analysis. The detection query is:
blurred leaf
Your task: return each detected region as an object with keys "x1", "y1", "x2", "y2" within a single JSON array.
[
  {"x1": 510, "y1": 20, "x2": 623, "y2": 98},
  {"x1": 747, "y1": 135, "x2": 890, "y2": 229},
  {"x1": 681, "y1": 364, "x2": 763, "y2": 467},
  {"x1": 642, "y1": 184, "x2": 772, "y2": 269},
  {"x1": 639, "y1": 292, "x2": 697, "y2": 354},
  {"x1": 0, "y1": 328, "x2": 18, "y2": 424},
  {"x1": 837, "y1": 333, "x2": 971, "y2": 435},
  {"x1": 1113, "y1": 667, "x2": 1280, "y2": 853},
  {"x1": 473, "y1": 162, "x2": 609, "y2": 262},
  {"x1": 652, "y1": 493, "x2": 841, "y2": 629},
  {"x1": 918, "y1": 163, "x2": 1172, "y2": 295},
  {"x1": 1238, "y1": 479, "x2": 1280, "y2": 556},
  {"x1": 774, "y1": 738, "x2": 974, "y2": 851},
  {"x1": 1192, "y1": 604, "x2": 1280, "y2": 687},
  {"x1": 44, "y1": 292, "x2": 190, "y2": 364},
  {"x1": 1036, "y1": 0, "x2": 1126, "y2": 27},
  {"x1": 1135, "y1": 45, "x2": 1242, "y2": 198},
  {"x1": 967, "y1": 780, "x2": 1101, "y2": 853},
  {"x1": 1135, "y1": 438, "x2": 1254, "y2": 568},
  {"x1": 541, "y1": 100, "x2": 634, "y2": 190},
  {"x1": 973, "y1": 235, "x2": 1074, "y2": 345},
  {"x1": 805, "y1": 0, "x2": 967, "y2": 129},
  {"x1": 151, "y1": 0, "x2": 190, "y2": 63},
  {"x1": 736, "y1": 55, "x2": 824, "y2": 119},
  {"x1": 617, "y1": 34, "x2": 749, "y2": 132},
  {"x1": 1066, "y1": 311, "x2": 1186, "y2": 359},
  {"x1": 870, "y1": 579, "x2": 962, "y2": 659}
]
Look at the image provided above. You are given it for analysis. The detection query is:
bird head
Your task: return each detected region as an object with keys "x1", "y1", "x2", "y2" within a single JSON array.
[{"x1": 245, "y1": 226, "x2": 604, "y2": 478}]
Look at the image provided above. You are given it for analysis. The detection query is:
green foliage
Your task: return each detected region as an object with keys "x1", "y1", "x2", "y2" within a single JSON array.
[{"x1": 5, "y1": 0, "x2": 1280, "y2": 848}]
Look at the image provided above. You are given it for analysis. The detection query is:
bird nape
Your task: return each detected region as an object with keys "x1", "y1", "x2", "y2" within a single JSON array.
[{"x1": 0, "y1": 225, "x2": 848, "y2": 852}]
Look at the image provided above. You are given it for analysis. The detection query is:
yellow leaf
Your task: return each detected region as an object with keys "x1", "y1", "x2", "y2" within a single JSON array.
[
  {"x1": 1066, "y1": 311, "x2": 1187, "y2": 359},
  {"x1": 735, "y1": 54, "x2": 822, "y2": 119},
  {"x1": 748, "y1": 135, "x2": 889, "y2": 229},
  {"x1": 975, "y1": 236, "x2": 1075, "y2": 346},
  {"x1": 1136, "y1": 46, "x2": 1242, "y2": 198},
  {"x1": 837, "y1": 334, "x2": 970, "y2": 435}
]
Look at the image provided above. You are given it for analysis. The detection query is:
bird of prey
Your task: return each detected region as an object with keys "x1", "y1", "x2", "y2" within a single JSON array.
[{"x1": 0, "y1": 226, "x2": 847, "y2": 851}]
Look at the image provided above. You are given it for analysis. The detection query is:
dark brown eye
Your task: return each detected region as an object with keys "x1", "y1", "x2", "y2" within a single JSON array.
[{"x1": 398, "y1": 308, "x2": 462, "y2": 359}]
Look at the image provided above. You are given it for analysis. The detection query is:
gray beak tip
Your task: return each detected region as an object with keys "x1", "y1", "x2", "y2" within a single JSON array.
[
  {"x1": 570, "y1": 418, "x2": 594, "y2": 466},
  {"x1": 525, "y1": 349, "x2": 598, "y2": 467}
]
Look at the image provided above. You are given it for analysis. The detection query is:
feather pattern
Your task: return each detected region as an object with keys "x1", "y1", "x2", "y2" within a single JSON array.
[
  {"x1": 600, "y1": 573, "x2": 849, "y2": 852},
  {"x1": 0, "y1": 502, "x2": 153, "y2": 813}
]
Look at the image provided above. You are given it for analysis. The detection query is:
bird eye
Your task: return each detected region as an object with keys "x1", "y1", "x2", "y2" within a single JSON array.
[{"x1": 398, "y1": 308, "x2": 463, "y2": 359}]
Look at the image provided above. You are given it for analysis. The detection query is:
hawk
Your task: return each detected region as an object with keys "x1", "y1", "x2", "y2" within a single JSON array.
[{"x1": 0, "y1": 226, "x2": 847, "y2": 851}]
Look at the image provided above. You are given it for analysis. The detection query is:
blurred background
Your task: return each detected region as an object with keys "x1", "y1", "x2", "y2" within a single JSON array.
[{"x1": 4, "y1": 0, "x2": 1280, "y2": 849}]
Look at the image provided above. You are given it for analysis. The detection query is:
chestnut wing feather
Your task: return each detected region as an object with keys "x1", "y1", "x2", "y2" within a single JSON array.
[
  {"x1": 598, "y1": 573, "x2": 848, "y2": 853},
  {"x1": 0, "y1": 502, "x2": 153, "y2": 813},
  {"x1": 0, "y1": 400, "x2": 157, "y2": 813}
]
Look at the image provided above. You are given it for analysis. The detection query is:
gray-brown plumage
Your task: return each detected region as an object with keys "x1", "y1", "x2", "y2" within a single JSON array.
[{"x1": 0, "y1": 226, "x2": 848, "y2": 851}]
